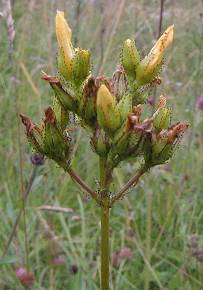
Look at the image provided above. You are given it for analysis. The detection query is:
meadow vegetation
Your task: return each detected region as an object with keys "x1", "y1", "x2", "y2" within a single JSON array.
[{"x1": 0, "y1": 0, "x2": 203, "y2": 289}]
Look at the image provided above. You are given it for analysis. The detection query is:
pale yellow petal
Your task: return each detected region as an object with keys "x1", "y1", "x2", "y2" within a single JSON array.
[
  {"x1": 55, "y1": 11, "x2": 73, "y2": 61},
  {"x1": 150, "y1": 25, "x2": 174, "y2": 57},
  {"x1": 97, "y1": 84, "x2": 115, "y2": 110}
]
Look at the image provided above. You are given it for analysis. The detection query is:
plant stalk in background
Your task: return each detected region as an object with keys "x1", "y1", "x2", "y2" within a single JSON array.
[{"x1": 21, "y1": 11, "x2": 189, "y2": 290}]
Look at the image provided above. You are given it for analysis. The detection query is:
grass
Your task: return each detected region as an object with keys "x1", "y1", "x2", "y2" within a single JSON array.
[{"x1": 0, "y1": 0, "x2": 203, "y2": 289}]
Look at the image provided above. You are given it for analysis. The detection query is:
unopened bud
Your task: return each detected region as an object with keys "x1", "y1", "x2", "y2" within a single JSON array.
[
  {"x1": 122, "y1": 39, "x2": 140, "y2": 79},
  {"x1": 72, "y1": 48, "x2": 91, "y2": 85},
  {"x1": 56, "y1": 11, "x2": 74, "y2": 80},
  {"x1": 97, "y1": 84, "x2": 121, "y2": 132},
  {"x1": 136, "y1": 25, "x2": 174, "y2": 85}
]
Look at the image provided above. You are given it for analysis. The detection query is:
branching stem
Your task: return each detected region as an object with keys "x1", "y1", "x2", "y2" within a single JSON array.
[
  {"x1": 110, "y1": 166, "x2": 147, "y2": 205},
  {"x1": 66, "y1": 167, "x2": 100, "y2": 204}
]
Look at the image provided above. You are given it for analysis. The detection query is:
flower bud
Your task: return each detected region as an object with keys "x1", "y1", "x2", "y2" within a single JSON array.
[
  {"x1": 96, "y1": 84, "x2": 121, "y2": 132},
  {"x1": 56, "y1": 11, "x2": 74, "y2": 80},
  {"x1": 72, "y1": 48, "x2": 91, "y2": 85},
  {"x1": 122, "y1": 39, "x2": 140, "y2": 79},
  {"x1": 136, "y1": 25, "x2": 174, "y2": 85}
]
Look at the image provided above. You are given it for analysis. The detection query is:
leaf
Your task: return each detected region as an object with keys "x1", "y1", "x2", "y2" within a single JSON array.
[{"x1": 0, "y1": 255, "x2": 20, "y2": 265}]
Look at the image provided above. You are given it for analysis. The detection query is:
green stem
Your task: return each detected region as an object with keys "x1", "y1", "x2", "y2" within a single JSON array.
[
  {"x1": 101, "y1": 205, "x2": 109, "y2": 290},
  {"x1": 144, "y1": 192, "x2": 153, "y2": 290},
  {"x1": 99, "y1": 157, "x2": 111, "y2": 290}
]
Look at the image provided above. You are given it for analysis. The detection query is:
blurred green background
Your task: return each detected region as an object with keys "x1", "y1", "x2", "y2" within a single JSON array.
[{"x1": 0, "y1": 0, "x2": 203, "y2": 289}]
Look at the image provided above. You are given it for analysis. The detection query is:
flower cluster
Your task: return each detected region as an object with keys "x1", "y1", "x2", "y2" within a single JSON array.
[{"x1": 21, "y1": 11, "x2": 188, "y2": 175}]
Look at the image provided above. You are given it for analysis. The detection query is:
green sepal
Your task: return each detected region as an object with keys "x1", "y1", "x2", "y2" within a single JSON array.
[
  {"x1": 57, "y1": 48, "x2": 72, "y2": 81},
  {"x1": 97, "y1": 103, "x2": 121, "y2": 133},
  {"x1": 53, "y1": 97, "x2": 69, "y2": 131},
  {"x1": 152, "y1": 142, "x2": 174, "y2": 165},
  {"x1": 117, "y1": 94, "x2": 132, "y2": 123},
  {"x1": 51, "y1": 83, "x2": 77, "y2": 112},
  {"x1": 71, "y1": 49, "x2": 91, "y2": 86},
  {"x1": 91, "y1": 129, "x2": 110, "y2": 157},
  {"x1": 129, "y1": 82, "x2": 148, "y2": 105},
  {"x1": 136, "y1": 59, "x2": 162, "y2": 86},
  {"x1": 111, "y1": 121, "x2": 130, "y2": 157},
  {"x1": 153, "y1": 108, "x2": 171, "y2": 131}
]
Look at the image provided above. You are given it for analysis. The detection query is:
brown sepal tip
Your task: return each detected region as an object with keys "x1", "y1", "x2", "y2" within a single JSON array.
[
  {"x1": 20, "y1": 114, "x2": 37, "y2": 136},
  {"x1": 84, "y1": 76, "x2": 97, "y2": 98},
  {"x1": 127, "y1": 105, "x2": 143, "y2": 130},
  {"x1": 167, "y1": 122, "x2": 189, "y2": 143},
  {"x1": 44, "y1": 107, "x2": 56, "y2": 125},
  {"x1": 41, "y1": 71, "x2": 60, "y2": 84}
]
